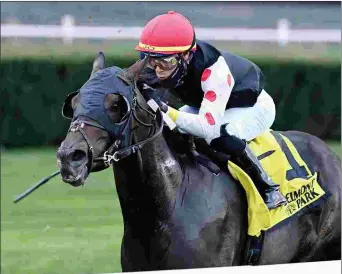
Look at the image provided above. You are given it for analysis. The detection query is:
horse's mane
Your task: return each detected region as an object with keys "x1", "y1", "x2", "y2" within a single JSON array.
[{"x1": 162, "y1": 127, "x2": 193, "y2": 155}]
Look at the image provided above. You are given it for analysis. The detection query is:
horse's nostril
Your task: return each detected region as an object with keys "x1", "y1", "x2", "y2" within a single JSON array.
[
  {"x1": 72, "y1": 149, "x2": 87, "y2": 162},
  {"x1": 60, "y1": 168, "x2": 71, "y2": 179}
]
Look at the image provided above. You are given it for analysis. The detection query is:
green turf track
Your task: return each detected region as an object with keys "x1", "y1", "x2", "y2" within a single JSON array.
[
  {"x1": 1, "y1": 40, "x2": 340, "y2": 63},
  {"x1": 1, "y1": 146, "x2": 123, "y2": 274},
  {"x1": 1, "y1": 142, "x2": 340, "y2": 274}
]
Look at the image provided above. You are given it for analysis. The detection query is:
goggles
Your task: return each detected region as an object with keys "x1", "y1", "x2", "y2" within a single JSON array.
[{"x1": 143, "y1": 54, "x2": 180, "y2": 71}]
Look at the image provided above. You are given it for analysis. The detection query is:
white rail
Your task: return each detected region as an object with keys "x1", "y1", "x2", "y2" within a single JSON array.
[{"x1": 1, "y1": 15, "x2": 340, "y2": 45}]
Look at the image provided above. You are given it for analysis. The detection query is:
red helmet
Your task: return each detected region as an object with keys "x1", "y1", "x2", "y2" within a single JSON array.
[{"x1": 136, "y1": 11, "x2": 196, "y2": 56}]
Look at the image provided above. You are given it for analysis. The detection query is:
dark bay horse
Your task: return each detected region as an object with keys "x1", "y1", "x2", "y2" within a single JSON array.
[{"x1": 56, "y1": 53, "x2": 341, "y2": 271}]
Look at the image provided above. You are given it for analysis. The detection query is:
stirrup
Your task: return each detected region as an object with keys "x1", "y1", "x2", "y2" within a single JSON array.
[{"x1": 264, "y1": 189, "x2": 288, "y2": 209}]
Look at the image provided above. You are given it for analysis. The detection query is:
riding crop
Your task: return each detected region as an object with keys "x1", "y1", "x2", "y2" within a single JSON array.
[{"x1": 13, "y1": 170, "x2": 60, "y2": 203}]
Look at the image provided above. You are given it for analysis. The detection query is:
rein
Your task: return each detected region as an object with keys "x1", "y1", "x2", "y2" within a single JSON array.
[{"x1": 68, "y1": 76, "x2": 164, "y2": 171}]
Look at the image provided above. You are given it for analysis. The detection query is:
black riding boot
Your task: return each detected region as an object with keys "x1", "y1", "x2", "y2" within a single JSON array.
[
  {"x1": 211, "y1": 134, "x2": 287, "y2": 210},
  {"x1": 234, "y1": 144, "x2": 287, "y2": 209}
]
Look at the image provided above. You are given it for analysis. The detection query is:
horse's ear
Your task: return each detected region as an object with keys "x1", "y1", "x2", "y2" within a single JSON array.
[
  {"x1": 91, "y1": 52, "x2": 106, "y2": 75},
  {"x1": 62, "y1": 91, "x2": 79, "y2": 119}
]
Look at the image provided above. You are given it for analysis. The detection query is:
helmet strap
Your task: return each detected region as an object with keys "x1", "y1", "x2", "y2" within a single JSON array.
[
  {"x1": 177, "y1": 28, "x2": 196, "y2": 68},
  {"x1": 182, "y1": 29, "x2": 196, "y2": 56}
]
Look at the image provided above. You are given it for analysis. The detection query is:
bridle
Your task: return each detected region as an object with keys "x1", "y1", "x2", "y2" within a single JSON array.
[{"x1": 67, "y1": 75, "x2": 164, "y2": 172}]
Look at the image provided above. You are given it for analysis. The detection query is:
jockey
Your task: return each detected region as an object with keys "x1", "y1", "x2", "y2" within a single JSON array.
[{"x1": 135, "y1": 11, "x2": 287, "y2": 210}]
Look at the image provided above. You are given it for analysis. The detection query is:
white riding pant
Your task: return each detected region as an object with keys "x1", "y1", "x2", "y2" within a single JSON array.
[{"x1": 178, "y1": 89, "x2": 276, "y2": 143}]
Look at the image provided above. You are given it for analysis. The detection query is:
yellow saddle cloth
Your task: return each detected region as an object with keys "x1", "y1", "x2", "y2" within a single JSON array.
[{"x1": 227, "y1": 130, "x2": 326, "y2": 237}]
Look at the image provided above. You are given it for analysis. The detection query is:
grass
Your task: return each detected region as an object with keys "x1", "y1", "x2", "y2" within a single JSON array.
[
  {"x1": 1, "y1": 39, "x2": 340, "y2": 63},
  {"x1": 327, "y1": 141, "x2": 341, "y2": 158},
  {"x1": 1, "y1": 142, "x2": 340, "y2": 274},
  {"x1": 1, "y1": 147, "x2": 123, "y2": 274}
]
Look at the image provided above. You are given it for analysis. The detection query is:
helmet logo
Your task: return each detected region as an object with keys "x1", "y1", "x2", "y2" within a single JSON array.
[{"x1": 141, "y1": 44, "x2": 155, "y2": 50}]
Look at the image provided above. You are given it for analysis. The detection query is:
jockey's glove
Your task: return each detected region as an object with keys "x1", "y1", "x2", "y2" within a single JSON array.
[{"x1": 141, "y1": 83, "x2": 168, "y2": 113}]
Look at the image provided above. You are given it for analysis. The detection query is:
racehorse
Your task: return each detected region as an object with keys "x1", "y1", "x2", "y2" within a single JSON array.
[{"x1": 56, "y1": 52, "x2": 341, "y2": 271}]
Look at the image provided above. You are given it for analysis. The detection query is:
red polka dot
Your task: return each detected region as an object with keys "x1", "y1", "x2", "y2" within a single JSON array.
[
  {"x1": 201, "y1": 69, "x2": 211, "y2": 82},
  {"x1": 205, "y1": 112, "x2": 215, "y2": 125},
  {"x1": 204, "y1": 90, "x2": 217, "y2": 102},
  {"x1": 227, "y1": 74, "x2": 232, "y2": 87}
]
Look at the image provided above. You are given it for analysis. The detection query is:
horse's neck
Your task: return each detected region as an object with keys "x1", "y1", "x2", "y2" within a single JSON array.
[{"x1": 113, "y1": 132, "x2": 182, "y2": 225}]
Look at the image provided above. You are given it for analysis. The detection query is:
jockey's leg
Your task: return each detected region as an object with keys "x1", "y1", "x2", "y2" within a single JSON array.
[{"x1": 210, "y1": 90, "x2": 287, "y2": 210}]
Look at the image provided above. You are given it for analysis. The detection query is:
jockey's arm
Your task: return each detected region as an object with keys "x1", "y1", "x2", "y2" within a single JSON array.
[{"x1": 164, "y1": 56, "x2": 235, "y2": 141}]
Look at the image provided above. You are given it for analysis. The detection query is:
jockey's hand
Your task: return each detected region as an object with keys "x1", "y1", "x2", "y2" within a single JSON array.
[{"x1": 141, "y1": 83, "x2": 168, "y2": 113}]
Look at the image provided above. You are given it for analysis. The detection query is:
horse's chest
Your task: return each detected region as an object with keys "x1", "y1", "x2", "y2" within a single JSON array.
[
  {"x1": 122, "y1": 198, "x2": 228, "y2": 269},
  {"x1": 147, "y1": 218, "x2": 228, "y2": 268}
]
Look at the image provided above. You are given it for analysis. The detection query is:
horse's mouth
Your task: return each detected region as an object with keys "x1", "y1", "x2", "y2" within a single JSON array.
[{"x1": 61, "y1": 165, "x2": 89, "y2": 187}]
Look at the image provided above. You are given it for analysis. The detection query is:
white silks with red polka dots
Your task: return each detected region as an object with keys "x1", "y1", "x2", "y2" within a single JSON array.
[{"x1": 165, "y1": 56, "x2": 276, "y2": 144}]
